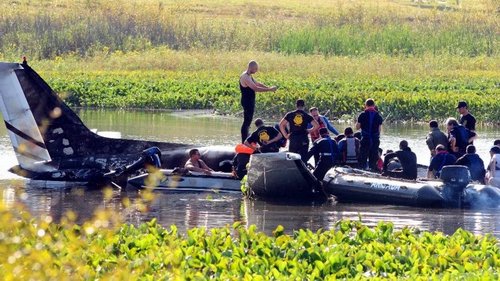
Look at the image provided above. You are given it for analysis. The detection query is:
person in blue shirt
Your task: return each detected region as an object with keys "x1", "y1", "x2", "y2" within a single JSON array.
[
  {"x1": 308, "y1": 107, "x2": 340, "y2": 142},
  {"x1": 305, "y1": 128, "x2": 339, "y2": 181},
  {"x1": 427, "y1": 144, "x2": 457, "y2": 179}
]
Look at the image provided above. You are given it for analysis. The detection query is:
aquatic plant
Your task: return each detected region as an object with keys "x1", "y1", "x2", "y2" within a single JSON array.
[
  {"x1": 0, "y1": 202, "x2": 498, "y2": 280},
  {"x1": 42, "y1": 69, "x2": 500, "y2": 122}
]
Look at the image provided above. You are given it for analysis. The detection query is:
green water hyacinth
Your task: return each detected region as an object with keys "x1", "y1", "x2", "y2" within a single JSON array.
[
  {"x1": 43, "y1": 71, "x2": 500, "y2": 122},
  {"x1": 0, "y1": 203, "x2": 499, "y2": 280}
]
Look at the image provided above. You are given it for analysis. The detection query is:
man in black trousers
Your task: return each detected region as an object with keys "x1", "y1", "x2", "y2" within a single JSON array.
[
  {"x1": 356, "y1": 98, "x2": 384, "y2": 171},
  {"x1": 279, "y1": 99, "x2": 319, "y2": 162}
]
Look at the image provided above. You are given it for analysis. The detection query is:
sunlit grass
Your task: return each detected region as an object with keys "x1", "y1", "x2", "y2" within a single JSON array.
[{"x1": 0, "y1": 0, "x2": 497, "y2": 58}]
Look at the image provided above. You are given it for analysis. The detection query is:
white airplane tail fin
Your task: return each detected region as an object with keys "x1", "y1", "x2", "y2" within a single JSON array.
[{"x1": 0, "y1": 63, "x2": 55, "y2": 172}]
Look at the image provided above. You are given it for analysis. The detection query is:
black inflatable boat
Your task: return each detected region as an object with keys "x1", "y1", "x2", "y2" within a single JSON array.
[
  {"x1": 324, "y1": 166, "x2": 500, "y2": 208},
  {"x1": 246, "y1": 152, "x2": 324, "y2": 199}
]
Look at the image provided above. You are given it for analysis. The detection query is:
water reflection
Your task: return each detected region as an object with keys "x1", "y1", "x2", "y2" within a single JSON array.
[
  {"x1": 0, "y1": 109, "x2": 499, "y2": 238},
  {"x1": 2, "y1": 182, "x2": 498, "y2": 238}
]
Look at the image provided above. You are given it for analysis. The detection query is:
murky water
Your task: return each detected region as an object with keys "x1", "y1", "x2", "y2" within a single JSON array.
[{"x1": 1, "y1": 109, "x2": 499, "y2": 237}]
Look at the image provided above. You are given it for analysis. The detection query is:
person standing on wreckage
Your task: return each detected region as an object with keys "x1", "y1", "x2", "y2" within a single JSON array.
[{"x1": 239, "y1": 61, "x2": 278, "y2": 143}]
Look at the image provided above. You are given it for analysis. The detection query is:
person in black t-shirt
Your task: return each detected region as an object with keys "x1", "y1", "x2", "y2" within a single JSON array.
[
  {"x1": 456, "y1": 101, "x2": 476, "y2": 132},
  {"x1": 356, "y1": 98, "x2": 384, "y2": 171},
  {"x1": 455, "y1": 145, "x2": 485, "y2": 183},
  {"x1": 245, "y1": 118, "x2": 282, "y2": 153},
  {"x1": 382, "y1": 140, "x2": 417, "y2": 180},
  {"x1": 279, "y1": 99, "x2": 319, "y2": 162}
]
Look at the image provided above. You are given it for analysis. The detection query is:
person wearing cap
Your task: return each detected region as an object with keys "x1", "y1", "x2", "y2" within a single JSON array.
[
  {"x1": 239, "y1": 61, "x2": 278, "y2": 143},
  {"x1": 279, "y1": 99, "x2": 319, "y2": 162},
  {"x1": 455, "y1": 145, "x2": 485, "y2": 183},
  {"x1": 456, "y1": 101, "x2": 476, "y2": 132},
  {"x1": 486, "y1": 146, "x2": 500, "y2": 187},
  {"x1": 427, "y1": 144, "x2": 457, "y2": 179},
  {"x1": 356, "y1": 98, "x2": 384, "y2": 171},
  {"x1": 305, "y1": 127, "x2": 339, "y2": 181},
  {"x1": 308, "y1": 107, "x2": 340, "y2": 142},
  {"x1": 494, "y1": 139, "x2": 500, "y2": 148},
  {"x1": 382, "y1": 140, "x2": 417, "y2": 180},
  {"x1": 446, "y1": 117, "x2": 476, "y2": 158},
  {"x1": 244, "y1": 118, "x2": 282, "y2": 153},
  {"x1": 337, "y1": 127, "x2": 360, "y2": 167},
  {"x1": 426, "y1": 120, "x2": 449, "y2": 158}
]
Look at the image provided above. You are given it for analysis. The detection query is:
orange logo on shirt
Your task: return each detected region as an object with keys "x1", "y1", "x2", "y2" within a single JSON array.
[
  {"x1": 293, "y1": 114, "x2": 303, "y2": 126},
  {"x1": 259, "y1": 130, "x2": 270, "y2": 142}
]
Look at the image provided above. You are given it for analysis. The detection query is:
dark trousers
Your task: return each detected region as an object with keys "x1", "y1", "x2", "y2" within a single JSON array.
[
  {"x1": 260, "y1": 143, "x2": 280, "y2": 153},
  {"x1": 240, "y1": 99, "x2": 255, "y2": 143},
  {"x1": 313, "y1": 160, "x2": 334, "y2": 181},
  {"x1": 289, "y1": 134, "x2": 309, "y2": 162},
  {"x1": 359, "y1": 137, "x2": 380, "y2": 171},
  {"x1": 234, "y1": 154, "x2": 250, "y2": 179}
]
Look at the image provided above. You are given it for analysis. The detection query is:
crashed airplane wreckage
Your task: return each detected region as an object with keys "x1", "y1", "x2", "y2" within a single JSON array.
[
  {"x1": 0, "y1": 60, "x2": 235, "y2": 184},
  {"x1": 0, "y1": 60, "x2": 499, "y2": 207}
]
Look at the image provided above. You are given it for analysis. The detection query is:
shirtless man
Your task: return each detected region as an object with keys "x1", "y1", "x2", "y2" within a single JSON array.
[
  {"x1": 184, "y1": 149, "x2": 213, "y2": 175},
  {"x1": 239, "y1": 61, "x2": 277, "y2": 143}
]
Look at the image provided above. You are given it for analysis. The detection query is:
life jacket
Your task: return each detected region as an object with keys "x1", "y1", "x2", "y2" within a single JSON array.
[
  {"x1": 361, "y1": 107, "x2": 380, "y2": 139},
  {"x1": 310, "y1": 117, "x2": 326, "y2": 141},
  {"x1": 235, "y1": 143, "x2": 254, "y2": 154},
  {"x1": 343, "y1": 137, "x2": 358, "y2": 164}
]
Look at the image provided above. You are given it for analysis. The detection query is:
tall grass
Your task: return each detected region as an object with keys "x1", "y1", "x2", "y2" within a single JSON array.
[{"x1": 0, "y1": 0, "x2": 497, "y2": 59}]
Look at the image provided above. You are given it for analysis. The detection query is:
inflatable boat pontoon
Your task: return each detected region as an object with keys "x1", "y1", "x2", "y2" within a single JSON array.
[
  {"x1": 324, "y1": 166, "x2": 500, "y2": 208},
  {"x1": 128, "y1": 170, "x2": 241, "y2": 193}
]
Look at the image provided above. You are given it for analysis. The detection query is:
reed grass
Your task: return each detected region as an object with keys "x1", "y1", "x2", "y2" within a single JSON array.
[{"x1": 0, "y1": 0, "x2": 497, "y2": 59}]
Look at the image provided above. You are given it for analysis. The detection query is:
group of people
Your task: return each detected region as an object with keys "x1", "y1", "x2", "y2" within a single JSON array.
[
  {"x1": 183, "y1": 60, "x2": 500, "y2": 188},
  {"x1": 424, "y1": 103, "x2": 500, "y2": 187}
]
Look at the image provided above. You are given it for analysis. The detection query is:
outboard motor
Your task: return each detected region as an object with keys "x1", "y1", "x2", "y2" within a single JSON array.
[{"x1": 440, "y1": 165, "x2": 470, "y2": 207}]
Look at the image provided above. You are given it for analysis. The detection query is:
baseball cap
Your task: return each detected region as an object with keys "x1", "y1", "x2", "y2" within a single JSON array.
[
  {"x1": 456, "y1": 101, "x2": 468, "y2": 109},
  {"x1": 490, "y1": 146, "x2": 500, "y2": 154}
]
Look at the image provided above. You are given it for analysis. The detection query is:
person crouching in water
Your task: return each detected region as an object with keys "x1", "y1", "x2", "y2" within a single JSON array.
[
  {"x1": 382, "y1": 140, "x2": 417, "y2": 180},
  {"x1": 244, "y1": 118, "x2": 283, "y2": 153},
  {"x1": 305, "y1": 128, "x2": 339, "y2": 181},
  {"x1": 337, "y1": 127, "x2": 360, "y2": 168},
  {"x1": 185, "y1": 149, "x2": 214, "y2": 175}
]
